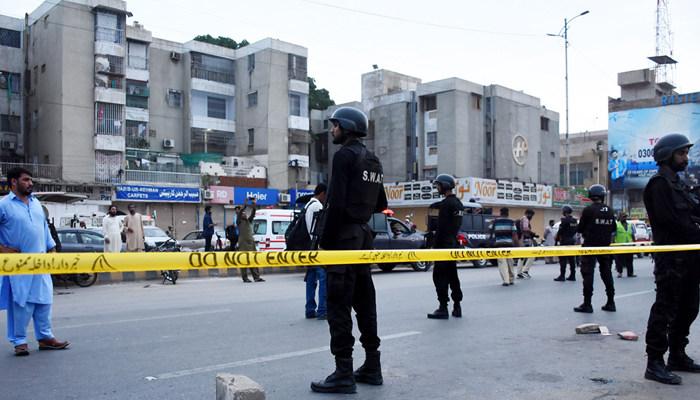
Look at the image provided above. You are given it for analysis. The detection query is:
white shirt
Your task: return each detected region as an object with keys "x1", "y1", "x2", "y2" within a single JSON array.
[{"x1": 305, "y1": 198, "x2": 323, "y2": 240}]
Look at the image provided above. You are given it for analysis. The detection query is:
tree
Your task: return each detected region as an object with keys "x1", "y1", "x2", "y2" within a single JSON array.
[
  {"x1": 308, "y1": 77, "x2": 335, "y2": 111},
  {"x1": 193, "y1": 34, "x2": 250, "y2": 50}
]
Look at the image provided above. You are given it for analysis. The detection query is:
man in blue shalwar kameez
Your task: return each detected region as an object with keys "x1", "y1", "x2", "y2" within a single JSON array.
[{"x1": 0, "y1": 167, "x2": 69, "y2": 356}]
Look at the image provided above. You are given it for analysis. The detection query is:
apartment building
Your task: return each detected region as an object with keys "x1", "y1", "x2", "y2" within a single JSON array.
[
  {"x1": 312, "y1": 69, "x2": 560, "y2": 186},
  {"x1": 0, "y1": 15, "x2": 24, "y2": 164}
]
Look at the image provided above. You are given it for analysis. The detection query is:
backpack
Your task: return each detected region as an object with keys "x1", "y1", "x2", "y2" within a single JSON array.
[
  {"x1": 515, "y1": 218, "x2": 523, "y2": 238},
  {"x1": 284, "y1": 201, "x2": 313, "y2": 250}
]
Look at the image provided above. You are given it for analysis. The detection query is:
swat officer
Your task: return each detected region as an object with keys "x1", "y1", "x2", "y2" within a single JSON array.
[
  {"x1": 311, "y1": 107, "x2": 388, "y2": 394},
  {"x1": 643, "y1": 133, "x2": 700, "y2": 385},
  {"x1": 554, "y1": 205, "x2": 578, "y2": 281},
  {"x1": 574, "y1": 184, "x2": 616, "y2": 313},
  {"x1": 427, "y1": 174, "x2": 464, "y2": 319}
]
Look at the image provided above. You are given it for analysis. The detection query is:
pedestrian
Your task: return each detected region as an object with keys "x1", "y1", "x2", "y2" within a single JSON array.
[
  {"x1": 123, "y1": 204, "x2": 145, "y2": 252},
  {"x1": 202, "y1": 205, "x2": 218, "y2": 252},
  {"x1": 426, "y1": 174, "x2": 464, "y2": 319},
  {"x1": 554, "y1": 205, "x2": 578, "y2": 282},
  {"x1": 573, "y1": 185, "x2": 616, "y2": 313},
  {"x1": 613, "y1": 212, "x2": 636, "y2": 278},
  {"x1": 226, "y1": 206, "x2": 240, "y2": 250},
  {"x1": 0, "y1": 167, "x2": 69, "y2": 356},
  {"x1": 102, "y1": 205, "x2": 123, "y2": 253},
  {"x1": 488, "y1": 207, "x2": 520, "y2": 286},
  {"x1": 236, "y1": 197, "x2": 264, "y2": 283},
  {"x1": 642, "y1": 133, "x2": 700, "y2": 385},
  {"x1": 305, "y1": 183, "x2": 327, "y2": 320},
  {"x1": 311, "y1": 107, "x2": 387, "y2": 394},
  {"x1": 516, "y1": 209, "x2": 537, "y2": 279},
  {"x1": 543, "y1": 219, "x2": 556, "y2": 264}
]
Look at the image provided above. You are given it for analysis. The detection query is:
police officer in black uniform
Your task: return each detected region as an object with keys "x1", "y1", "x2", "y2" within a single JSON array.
[
  {"x1": 574, "y1": 184, "x2": 616, "y2": 313},
  {"x1": 427, "y1": 174, "x2": 464, "y2": 319},
  {"x1": 643, "y1": 133, "x2": 700, "y2": 385},
  {"x1": 311, "y1": 107, "x2": 388, "y2": 394},
  {"x1": 554, "y1": 205, "x2": 578, "y2": 281}
]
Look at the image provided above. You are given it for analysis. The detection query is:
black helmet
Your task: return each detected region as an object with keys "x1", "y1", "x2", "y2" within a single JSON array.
[
  {"x1": 654, "y1": 133, "x2": 693, "y2": 162},
  {"x1": 329, "y1": 107, "x2": 368, "y2": 137},
  {"x1": 562, "y1": 205, "x2": 573, "y2": 214},
  {"x1": 587, "y1": 184, "x2": 606, "y2": 200},
  {"x1": 434, "y1": 174, "x2": 456, "y2": 190}
]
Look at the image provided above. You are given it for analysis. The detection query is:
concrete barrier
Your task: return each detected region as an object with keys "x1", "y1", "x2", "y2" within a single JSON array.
[{"x1": 216, "y1": 374, "x2": 265, "y2": 400}]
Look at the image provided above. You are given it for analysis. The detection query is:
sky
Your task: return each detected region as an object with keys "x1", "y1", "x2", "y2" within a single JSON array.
[{"x1": 3, "y1": 0, "x2": 699, "y2": 135}]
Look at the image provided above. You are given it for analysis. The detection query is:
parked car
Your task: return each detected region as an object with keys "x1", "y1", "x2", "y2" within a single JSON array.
[
  {"x1": 458, "y1": 208, "x2": 498, "y2": 267},
  {"x1": 178, "y1": 230, "x2": 228, "y2": 251},
  {"x1": 371, "y1": 214, "x2": 432, "y2": 272},
  {"x1": 55, "y1": 228, "x2": 126, "y2": 252},
  {"x1": 628, "y1": 219, "x2": 651, "y2": 258},
  {"x1": 143, "y1": 226, "x2": 180, "y2": 251}
]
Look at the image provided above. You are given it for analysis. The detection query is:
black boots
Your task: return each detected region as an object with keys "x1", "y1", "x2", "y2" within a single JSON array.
[
  {"x1": 574, "y1": 299, "x2": 593, "y2": 313},
  {"x1": 311, "y1": 357, "x2": 357, "y2": 393},
  {"x1": 566, "y1": 273, "x2": 576, "y2": 281},
  {"x1": 554, "y1": 275, "x2": 566, "y2": 282},
  {"x1": 645, "y1": 356, "x2": 682, "y2": 385},
  {"x1": 354, "y1": 350, "x2": 383, "y2": 385},
  {"x1": 427, "y1": 305, "x2": 449, "y2": 319},
  {"x1": 601, "y1": 297, "x2": 616, "y2": 312},
  {"x1": 452, "y1": 303, "x2": 462, "y2": 318},
  {"x1": 668, "y1": 349, "x2": 700, "y2": 373}
]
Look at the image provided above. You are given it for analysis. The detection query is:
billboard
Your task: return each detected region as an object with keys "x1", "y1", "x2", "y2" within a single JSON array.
[{"x1": 607, "y1": 103, "x2": 700, "y2": 189}]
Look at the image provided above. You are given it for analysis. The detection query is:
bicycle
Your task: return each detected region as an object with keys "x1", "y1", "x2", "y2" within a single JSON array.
[{"x1": 146, "y1": 238, "x2": 181, "y2": 284}]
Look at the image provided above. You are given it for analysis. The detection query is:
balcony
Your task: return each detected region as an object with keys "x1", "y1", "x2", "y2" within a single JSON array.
[
  {"x1": 126, "y1": 135, "x2": 150, "y2": 149},
  {"x1": 95, "y1": 26, "x2": 125, "y2": 45},
  {"x1": 191, "y1": 67, "x2": 234, "y2": 85},
  {"x1": 0, "y1": 162, "x2": 62, "y2": 180},
  {"x1": 125, "y1": 170, "x2": 201, "y2": 185},
  {"x1": 126, "y1": 95, "x2": 148, "y2": 109},
  {"x1": 127, "y1": 55, "x2": 148, "y2": 70}
]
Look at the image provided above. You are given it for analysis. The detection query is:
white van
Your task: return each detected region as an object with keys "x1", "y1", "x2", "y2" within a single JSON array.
[{"x1": 251, "y1": 209, "x2": 294, "y2": 251}]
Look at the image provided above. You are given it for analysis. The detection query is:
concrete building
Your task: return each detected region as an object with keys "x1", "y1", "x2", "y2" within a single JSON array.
[
  {"x1": 0, "y1": 15, "x2": 24, "y2": 164},
  {"x1": 312, "y1": 69, "x2": 560, "y2": 187},
  {"x1": 559, "y1": 130, "x2": 608, "y2": 189}
]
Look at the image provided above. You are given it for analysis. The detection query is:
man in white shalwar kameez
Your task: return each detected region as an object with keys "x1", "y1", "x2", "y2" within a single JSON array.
[{"x1": 102, "y1": 205, "x2": 123, "y2": 253}]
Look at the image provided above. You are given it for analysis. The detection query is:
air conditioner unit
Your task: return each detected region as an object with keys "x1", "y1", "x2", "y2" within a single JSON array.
[
  {"x1": 203, "y1": 190, "x2": 214, "y2": 200},
  {"x1": 170, "y1": 51, "x2": 181, "y2": 60},
  {"x1": 163, "y1": 139, "x2": 175, "y2": 148},
  {"x1": 278, "y1": 193, "x2": 291, "y2": 203},
  {"x1": 2, "y1": 141, "x2": 16, "y2": 150}
]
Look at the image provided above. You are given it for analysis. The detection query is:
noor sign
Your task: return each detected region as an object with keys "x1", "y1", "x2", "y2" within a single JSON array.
[{"x1": 384, "y1": 178, "x2": 552, "y2": 208}]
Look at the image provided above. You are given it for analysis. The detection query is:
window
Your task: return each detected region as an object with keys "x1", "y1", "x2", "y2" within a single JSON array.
[
  {"x1": 289, "y1": 93, "x2": 301, "y2": 116},
  {"x1": 191, "y1": 53, "x2": 234, "y2": 85},
  {"x1": 183, "y1": 232, "x2": 198, "y2": 240},
  {"x1": 252, "y1": 220, "x2": 267, "y2": 235},
  {"x1": 81, "y1": 232, "x2": 104, "y2": 245},
  {"x1": 0, "y1": 29, "x2": 21, "y2": 48},
  {"x1": 424, "y1": 168, "x2": 438, "y2": 180},
  {"x1": 94, "y1": 103, "x2": 123, "y2": 135},
  {"x1": 540, "y1": 117, "x2": 549, "y2": 131},
  {"x1": 58, "y1": 233, "x2": 78, "y2": 244},
  {"x1": 95, "y1": 55, "x2": 124, "y2": 89},
  {"x1": 272, "y1": 221, "x2": 291, "y2": 235},
  {"x1": 0, "y1": 73, "x2": 20, "y2": 94},
  {"x1": 126, "y1": 80, "x2": 148, "y2": 109},
  {"x1": 41, "y1": 64, "x2": 46, "y2": 73},
  {"x1": 423, "y1": 96, "x2": 436, "y2": 111},
  {"x1": 288, "y1": 54, "x2": 307, "y2": 81},
  {"x1": 248, "y1": 54, "x2": 255, "y2": 70},
  {"x1": 95, "y1": 150, "x2": 123, "y2": 183},
  {"x1": 207, "y1": 96, "x2": 226, "y2": 119},
  {"x1": 323, "y1": 120, "x2": 328, "y2": 130},
  {"x1": 472, "y1": 93, "x2": 482, "y2": 110},
  {"x1": 1, "y1": 115, "x2": 21, "y2": 133},
  {"x1": 33, "y1": 66, "x2": 38, "y2": 85},
  {"x1": 125, "y1": 120, "x2": 149, "y2": 149},
  {"x1": 560, "y1": 163, "x2": 592, "y2": 186},
  {"x1": 426, "y1": 131, "x2": 437, "y2": 147},
  {"x1": 127, "y1": 41, "x2": 148, "y2": 69},
  {"x1": 248, "y1": 129, "x2": 254, "y2": 149},
  {"x1": 168, "y1": 90, "x2": 182, "y2": 108},
  {"x1": 428, "y1": 148, "x2": 438, "y2": 156},
  {"x1": 95, "y1": 11, "x2": 123, "y2": 45},
  {"x1": 247, "y1": 91, "x2": 258, "y2": 107}
]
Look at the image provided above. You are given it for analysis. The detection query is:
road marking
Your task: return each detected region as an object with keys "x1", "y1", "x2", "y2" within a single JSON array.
[
  {"x1": 154, "y1": 331, "x2": 422, "y2": 380},
  {"x1": 616, "y1": 290, "x2": 654, "y2": 299},
  {"x1": 55, "y1": 310, "x2": 231, "y2": 330}
]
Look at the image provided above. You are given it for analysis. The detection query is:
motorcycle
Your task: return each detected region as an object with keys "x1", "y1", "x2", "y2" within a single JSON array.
[
  {"x1": 146, "y1": 238, "x2": 181, "y2": 284},
  {"x1": 53, "y1": 272, "x2": 98, "y2": 288}
]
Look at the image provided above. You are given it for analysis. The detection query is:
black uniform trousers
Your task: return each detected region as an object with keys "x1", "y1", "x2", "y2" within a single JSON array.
[
  {"x1": 559, "y1": 256, "x2": 576, "y2": 275},
  {"x1": 326, "y1": 223, "x2": 380, "y2": 359},
  {"x1": 614, "y1": 253, "x2": 634, "y2": 276},
  {"x1": 433, "y1": 238, "x2": 462, "y2": 306},
  {"x1": 579, "y1": 253, "x2": 615, "y2": 300},
  {"x1": 646, "y1": 251, "x2": 700, "y2": 357}
]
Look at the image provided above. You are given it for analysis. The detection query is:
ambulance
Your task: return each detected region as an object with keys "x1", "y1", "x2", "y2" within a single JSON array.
[{"x1": 251, "y1": 209, "x2": 295, "y2": 251}]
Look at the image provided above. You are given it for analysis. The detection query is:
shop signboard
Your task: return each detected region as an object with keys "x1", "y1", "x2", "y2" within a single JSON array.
[
  {"x1": 552, "y1": 187, "x2": 589, "y2": 208},
  {"x1": 116, "y1": 185, "x2": 200, "y2": 202},
  {"x1": 208, "y1": 185, "x2": 234, "y2": 204},
  {"x1": 232, "y1": 187, "x2": 279, "y2": 206},
  {"x1": 289, "y1": 189, "x2": 314, "y2": 204}
]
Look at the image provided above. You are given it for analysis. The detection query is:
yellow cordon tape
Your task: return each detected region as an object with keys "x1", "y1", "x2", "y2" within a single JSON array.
[{"x1": 0, "y1": 244, "x2": 695, "y2": 276}]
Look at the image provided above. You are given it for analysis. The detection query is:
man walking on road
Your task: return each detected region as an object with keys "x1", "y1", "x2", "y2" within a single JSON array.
[
  {"x1": 574, "y1": 185, "x2": 616, "y2": 313},
  {"x1": 488, "y1": 207, "x2": 520, "y2": 286},
  {"x1": 123, "y1": 204, "x2": 145, "y2": 252},
  {"x1": 311, "y1": 107, "x2": 387, "y2": 394},
  {"x1": 426, "y1": 174, "x2": 464, "y2": 319},
  {"x1": 102, "y1": 205, "x2": 123, "y2": 253},
  {"x1": 0, "y1": 167, "x2": 69, "y2": 356},
  {"x1": 517, "y1": 209, "x2": 537, "y2": 279},
  {"x1": 305, "y1": 183, "x2": 327, "y2": 320},
  {"x1": 202, "y1": 206, "x2": 217, "y2": 252},
  {"x1": 643, "y1": 133, "x2": 700, "y2": 385}
]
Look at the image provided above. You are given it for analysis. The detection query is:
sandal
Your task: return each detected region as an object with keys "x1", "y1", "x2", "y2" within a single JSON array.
[
  {"x1": 243, "y1": 279, "x2": 252, "y2": 283},
  {"x1": 14, "y1": 344, "x2": 29, "y2": 356},
  {"x1": 254, "y1": 278, "x2": 266, "y2": 282}
]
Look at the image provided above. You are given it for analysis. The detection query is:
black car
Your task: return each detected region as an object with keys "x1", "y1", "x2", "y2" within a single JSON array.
[
  {"x1": 55, "y1": 228, "x2": 127, "y2": 253},
  {"x1": 458, "y1": 209, "x2": 498, "y2": 267},
  {"x1": 371, "y1": 214, "x2": 432, "y2": 272}
]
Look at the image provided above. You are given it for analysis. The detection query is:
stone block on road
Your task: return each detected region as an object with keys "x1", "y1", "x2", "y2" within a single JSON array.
[{"x1": 216, "y1": 374, "x2": 265, "y2": 400}]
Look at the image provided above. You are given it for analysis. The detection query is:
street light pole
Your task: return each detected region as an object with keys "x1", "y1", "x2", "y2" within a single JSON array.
[{"x1": 548, "y1": 11, "x2": 589, "y2": 189}]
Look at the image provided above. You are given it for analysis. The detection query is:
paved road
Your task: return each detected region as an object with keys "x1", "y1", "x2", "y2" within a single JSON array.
[{"x1": 1, "y1": 257, "x2": 698, "y2": 399}]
